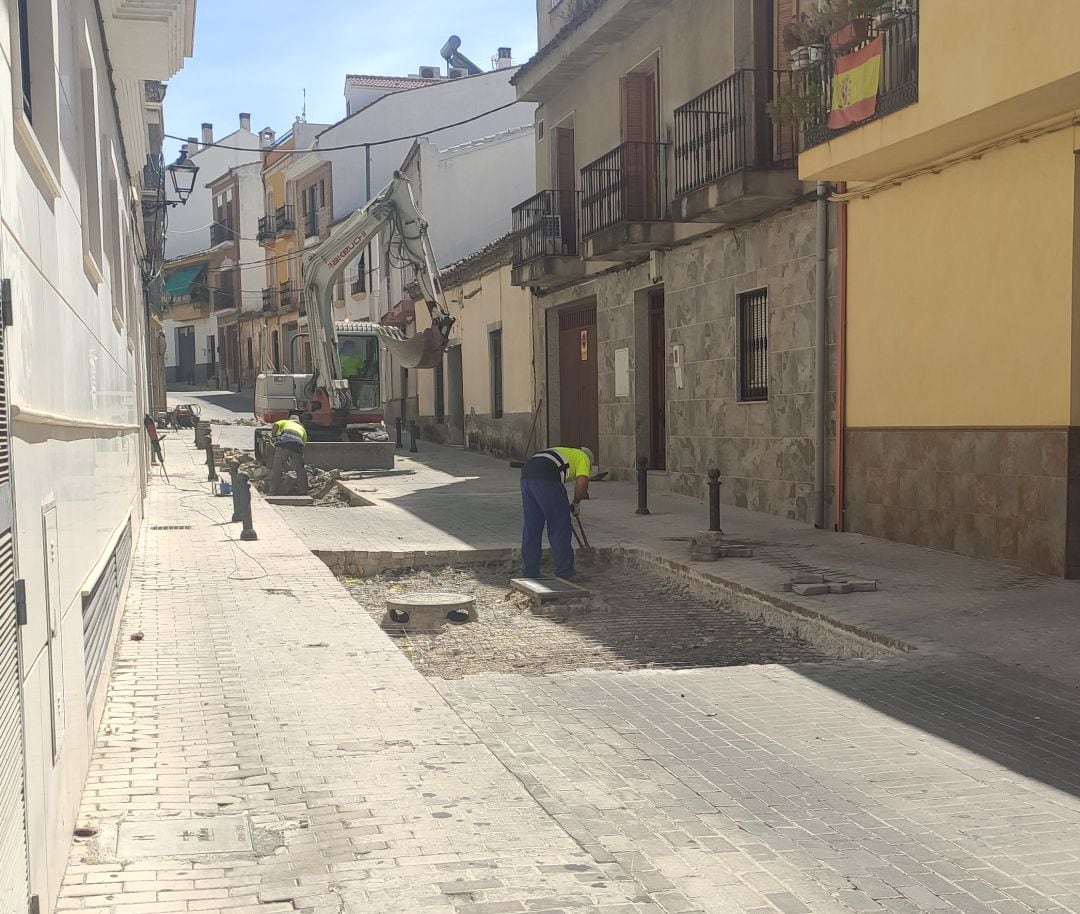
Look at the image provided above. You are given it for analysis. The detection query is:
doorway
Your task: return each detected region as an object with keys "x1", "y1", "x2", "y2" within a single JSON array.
[
  {"x1": 446, "y1": 345, "x2": 465, "y2": 445},
  {"x1": 176, "y1": 326, "x2": 195, "y2": 386},
  {"x1": 648, "y1": 290, "x2": 666, "y2": 470},
  {"x1": 554, "y1": 126, "x2": 577, "y2": 253},
  {"x1": 206, "y1": 334, "x2": 215, "y2": 381},
  {"x1": 558, "y1": 302, "x2": 599, "y2": 459}
]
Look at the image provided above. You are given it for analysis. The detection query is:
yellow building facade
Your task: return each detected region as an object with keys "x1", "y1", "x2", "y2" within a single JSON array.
[{"x1": 799, "y1": 0, "x2": 1080, "y2": 575}]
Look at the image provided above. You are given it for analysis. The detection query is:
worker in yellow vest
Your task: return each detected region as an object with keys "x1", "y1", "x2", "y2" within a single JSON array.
[
  {"x1": 270, "y1": 413, "x2": 309, "y2": 496},
  {"x1": 520, "y1": 445, "x2": 593, "y2": 580}
]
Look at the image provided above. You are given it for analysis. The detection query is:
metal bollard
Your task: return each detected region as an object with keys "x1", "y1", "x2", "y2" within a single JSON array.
[
  {"x1": 228, "y1": 460, "x2": 241, "y2": 523},
  {"x1": 395, "y1": 417, "x2": 403, "y2": 449},
  {"x1": 205, "y1": 435, "x2": 217, "y2": 482},
  {"x1": 708, "y1": 467, "x2": 723, "y2": 532},
  {"x1": 237, "y1": 472, "x2": 258, "y2": 541},
  {"x1": 636, "y1": 456, "x2": 650, "y2": 516},
  {"x1": 409, "y1": 421, "x2": 418, "y2": 453}
]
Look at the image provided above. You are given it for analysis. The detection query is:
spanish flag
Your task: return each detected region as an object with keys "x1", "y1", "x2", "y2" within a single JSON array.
[{"x1": 828, "y1": 36, "x2": 884, "y2": 130}]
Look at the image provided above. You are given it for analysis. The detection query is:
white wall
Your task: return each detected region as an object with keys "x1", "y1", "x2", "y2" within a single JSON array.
[
  {"x1": 320, "y1": 69, "x2": 535, "y2": 223},
  {"x1": 414, "y1": 127, "x2": 536, "y2": 267},
  {"x1": 163, "y1": 314, "x2": 219, "y2": 369},
  {"x1": 234, "y1": 161, "x2": 264, "y2": 314},
  {"x1": 0, "y1": 0, "x2": 186, "y2": 906},
  {"x1": 165, "y1": 124, "x2": 260, "y2": 259}
]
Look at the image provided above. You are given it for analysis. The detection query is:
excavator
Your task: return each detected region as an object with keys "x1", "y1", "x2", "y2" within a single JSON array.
[{"x1": 253, "y1": 172, "x2": 453, "y2": 444}]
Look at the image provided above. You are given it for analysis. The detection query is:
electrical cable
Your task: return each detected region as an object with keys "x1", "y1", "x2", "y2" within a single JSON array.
[{"x1": 164, "y1": 100, "x2": 523, "y2": 155}]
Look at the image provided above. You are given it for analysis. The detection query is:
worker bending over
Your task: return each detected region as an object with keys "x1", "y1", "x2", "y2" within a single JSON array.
[
  {"x1": 520, "y1": 445, "x2": 593, "y2": 581},
  {"x1": 270, "y1": 413, "x2": 308, "y2": 496}
]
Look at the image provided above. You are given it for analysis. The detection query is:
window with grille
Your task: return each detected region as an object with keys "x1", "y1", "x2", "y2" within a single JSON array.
[
  {"x1": 489, "y1": 329, "x2": 503, "y2": 419},
  {"x1": 738, "y1": 288, "x2": 768, "y2": 402}
]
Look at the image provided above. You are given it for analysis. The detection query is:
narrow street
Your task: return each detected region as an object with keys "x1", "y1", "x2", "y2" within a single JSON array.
[{"x1": 56, "y1": 406, "x2": 1080, "y2": 914}]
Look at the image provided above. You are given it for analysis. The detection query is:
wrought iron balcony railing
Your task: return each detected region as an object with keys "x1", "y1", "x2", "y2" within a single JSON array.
[
  {"x1": 580, "y1": 142, "x2": 668, "y2": 239},
  {"x1": 512, "y1": 189, "x2": 581, "y2": 266},
  {"x1": 803, "y1": 3, "x2": 919, "y2": 149},
  {"x1": 210, "y1": 219, "x2": 236, "y2": 247},
  {"x1": 279, "y1": 281, "x2": 300, "y2": 310},
  {"x1": 261, "y1": 288, "x2": 278, "y2": 313},
  {"x1": 257, "y1": 215, "x2": 276, "y2": 244},
  {"x1": 275, "y1": 204, "x2": 296, "y2": 232},
  {"x1": 674, "y1": 69, "x2": 797, "y2": 198}
]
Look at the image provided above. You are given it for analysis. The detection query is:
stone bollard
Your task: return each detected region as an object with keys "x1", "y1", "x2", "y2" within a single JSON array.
[
  {"x1": 228, "y1": 460, "x2": 241, "y2": 523},
  {"x1": 708, "y1": 467, "x2": 723, "y2": 533},
  {"x1": 237, "y1": 472, "x2": 258, "y2": 541},
  {"x1": 409, "y1": 421, "x2": 418, "y2": 454},
  {"x1": 205, "y1": 433, "x2": 217, "y2": 482},
  {"x1": 395, "y1": 417, "x2": 403, "y2": 449},
  {"x1": 636, "y1": 455, "x2": 650, "y2": 516},
  {"x1": 194, "y1": 419, "x2": 211, "y2": 449}
]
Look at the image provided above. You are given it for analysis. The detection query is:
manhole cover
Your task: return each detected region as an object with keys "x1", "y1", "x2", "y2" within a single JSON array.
[{"x1": 116, "y1": 816, "x2": 252, "y2": 857}]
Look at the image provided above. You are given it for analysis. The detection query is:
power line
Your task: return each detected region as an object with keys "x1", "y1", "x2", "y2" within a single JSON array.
[{"x1": 164, "y1": 100, "x2": 525, "y2": 154}]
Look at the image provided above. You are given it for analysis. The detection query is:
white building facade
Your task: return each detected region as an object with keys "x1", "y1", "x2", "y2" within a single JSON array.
[{"x1": 0, "y1": 0, "x2": 194, "y2": 911}]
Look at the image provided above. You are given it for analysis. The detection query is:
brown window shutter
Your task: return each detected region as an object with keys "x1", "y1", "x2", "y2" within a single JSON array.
[
  {"x1": 621, "y1": 73, "x2": 653, "y2": 144},
  {"x1": 775, "y1": 0, "x2": 797, "y2": 68}
]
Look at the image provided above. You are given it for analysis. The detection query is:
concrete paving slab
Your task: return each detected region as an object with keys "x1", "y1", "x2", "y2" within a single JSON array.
[
  {"x1": 116, "y1": 816, "x2": 252, "y2": 857},
  {"x1": 511, "y1": 577, "x2": 591, "y2": 603}
]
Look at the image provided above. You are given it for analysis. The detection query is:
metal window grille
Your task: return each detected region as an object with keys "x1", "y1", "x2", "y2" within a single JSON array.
[
  {"x1": 489, "y1": 330, "x2": 503, "y2": 419},
  {"x1": 738, "y1": 288, "x2": 768, "y2": 402}
]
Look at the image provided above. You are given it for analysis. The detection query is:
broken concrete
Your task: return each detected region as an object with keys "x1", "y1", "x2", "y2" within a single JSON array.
[
  {"x1": 263, "y1": 438, "x2": 394, "y2": 472},
  {"x1": 265, "y1": 495, "x2": 315, "y2": 507},
  {"x1": 791, "y1": 583, "x2": 829, "y2": 596}
]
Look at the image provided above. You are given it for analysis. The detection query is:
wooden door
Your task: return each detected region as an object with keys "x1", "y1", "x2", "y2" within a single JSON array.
[
  {"x1": 558, "y1": 304, "x2": 599, "y2": 460},
  {"x1": 621, "y1": 72, "x2": 658, "y2": 222},
  {"x1": 554, "y1": 127, "x2": 577, "y2": 253},
  {"x1": 177, "y1": 326, "x2": 195, "y2": 385},
  {"x1": 648, "y1": 291, "x2": 667, "y2": 470}
]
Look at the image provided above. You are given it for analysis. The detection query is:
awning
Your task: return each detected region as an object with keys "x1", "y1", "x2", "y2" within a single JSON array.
[{"x1": 163, "y1": 264, "x2": 206, "y2": 297}]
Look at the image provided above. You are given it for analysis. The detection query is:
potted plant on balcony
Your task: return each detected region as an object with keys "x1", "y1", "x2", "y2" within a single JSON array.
[
  {"x1": 782, "y1": 14, "x2": 815, "y2": 70},
  {"x1": 765, "y1": 79, "x2": 824, "y2": 130},
  {"x1": 810, "y1": 0, "x2": 878, "y2": 54}
]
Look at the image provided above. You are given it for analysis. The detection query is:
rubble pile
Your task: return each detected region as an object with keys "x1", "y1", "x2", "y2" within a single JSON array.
[{"x1": 217, "y1": 447, "x2": 352, "y2": 507}]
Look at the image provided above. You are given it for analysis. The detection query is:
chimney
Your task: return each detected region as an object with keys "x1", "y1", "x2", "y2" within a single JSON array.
[
  {"x1": 260, "y1": 127, "x2": 276, "y2": 148},
  {"x1": 496, "y1": 47, "x2": 513, "y2": 69},
  {"x1": 201, "y1": 122, "x2": 213, "y2": 147},
  {"x1": 186, "y1": 136, "x2": 199, "y2": 158},
  {"x1": 239, "y1": 112, "x2": 251, "y2": 131}
]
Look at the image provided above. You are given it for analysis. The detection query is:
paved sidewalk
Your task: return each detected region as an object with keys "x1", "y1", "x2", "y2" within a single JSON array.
[
  {"x1": 56, "y1": 440, "x2": 662, "y2": 914},
  {"x1": 279, "y1": 443, "x2": 1080, "y2": 688}
]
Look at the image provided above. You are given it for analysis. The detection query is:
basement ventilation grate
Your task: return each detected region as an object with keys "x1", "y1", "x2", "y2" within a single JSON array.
[{"x1": 150, "y1": 525, "x2": 192, "y2": 531}]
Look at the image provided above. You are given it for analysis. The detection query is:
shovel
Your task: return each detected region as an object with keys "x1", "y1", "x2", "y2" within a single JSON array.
[{"x1": 571, "y1": 512, "x2": 596, "y2": 561}]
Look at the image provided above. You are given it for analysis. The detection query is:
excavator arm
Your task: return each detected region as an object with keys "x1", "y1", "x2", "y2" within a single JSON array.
[{"x1": 301, "y1": 172, "x2": 454, "y2": 420}]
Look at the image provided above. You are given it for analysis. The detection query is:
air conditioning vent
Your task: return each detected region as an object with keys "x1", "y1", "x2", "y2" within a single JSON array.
[
  {"x1": 418, "y1": 65, "x2": 441, "y2": 79},
  {"x1": 448, "y1": 67, "x2": 469, "y2": 79}
]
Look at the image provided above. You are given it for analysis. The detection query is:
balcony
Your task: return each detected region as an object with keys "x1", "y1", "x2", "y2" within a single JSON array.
[
  {"x1": 672, "y1": 69, "x2": 803, "y2": 224},
  {"x1": 280, "y1": 281, "x2": 302, "y2": 312},
  {"x1": 213, "y1": 286, "x2": 235, "y2": 312},
  {"x1": 144, "y1": 80, "x2": 167, "y2": 104},
  {"x1": 257, "y1": 215, "x2": 276, "y2": 244},
  {"x1": 275, "y1": 204, "x2": 295, "y2": 233},
  {"x1": 802, "y1": 6, "x2": 920, "y2": 150},
  {"x1": 510, "y1": 189, "x2": 585, "y2": 289},
  {"x1": 210, "y1": 219, "x2": 236, "y2": 247},
  {"x1": 261, "y1": 288, "x2": 279, "y2": 314},
  {"x1": 580, "y1": 141, "x2": 673, "y2": 260}
]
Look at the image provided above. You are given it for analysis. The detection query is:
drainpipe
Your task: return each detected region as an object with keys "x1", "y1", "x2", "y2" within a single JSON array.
[
  {"x1": 833, "y1": 182, "x2": 849, "y2": 531},
  {"x1": 814, "y1": 181, "x2": 829, "y2": 529}
]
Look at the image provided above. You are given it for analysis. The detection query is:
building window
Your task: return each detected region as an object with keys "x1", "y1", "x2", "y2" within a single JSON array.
[
  {"x1": 271, "y1": 331, "x2": 280, "y2": 371},
  {"x1": 434, "y1": 359, "x2": 445, "y2": 423},
  {"x1": 79, "y1": 43, "x2": 103, "y2": 276},
  {"x1": 247, "y1": 338, "x2": 253, "y2": 370},
  {"x1": 738, "y1": 288, "x2": 768, "y2": 402},
  {"x1": 16, "y1": 0, "x2": 31, "y2": 119},
  {"x1": 489, "y1": 329, "x2": 503, "y2": 419}
]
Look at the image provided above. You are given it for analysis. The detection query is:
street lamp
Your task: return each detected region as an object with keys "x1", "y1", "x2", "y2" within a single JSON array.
[{"x1": 165, "y1": 150, "x2": 199, "y2": 205}]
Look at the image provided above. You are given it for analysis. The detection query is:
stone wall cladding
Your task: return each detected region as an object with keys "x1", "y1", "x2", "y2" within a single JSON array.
[
  {"x1": 845, "y1": 427, "x2": 1079, "y2": 577},
  {"x1": 417, "y1": 413, "x2": 535, "y2": 462}
]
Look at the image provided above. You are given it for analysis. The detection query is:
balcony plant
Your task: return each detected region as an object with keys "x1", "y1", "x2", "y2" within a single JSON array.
[
  {"x1": 765, "y1": 79, "x2": 823, "y2": 130},
  {"x1": 782, "y1": 14, "x2": 816, "y2": 70},
  {"x1": 809, "y1": 0, "x2": 881, "y2": 53}
]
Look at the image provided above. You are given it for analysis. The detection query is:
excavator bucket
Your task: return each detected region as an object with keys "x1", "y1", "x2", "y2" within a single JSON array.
[{"x1": 376, "y1": 325, "x2": 451, "y2": 370}]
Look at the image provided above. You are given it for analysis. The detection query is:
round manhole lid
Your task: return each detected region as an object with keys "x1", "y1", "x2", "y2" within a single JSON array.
[{"x1": 386, "y1": 592, "x2": 476, "y2": 610}]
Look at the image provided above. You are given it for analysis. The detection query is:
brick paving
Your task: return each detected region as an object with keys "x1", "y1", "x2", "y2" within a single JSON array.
[{"x1": 56, "y1": 439, "x2": 662, "y2": 914}]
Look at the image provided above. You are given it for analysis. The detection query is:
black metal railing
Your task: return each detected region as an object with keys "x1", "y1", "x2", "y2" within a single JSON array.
[
  {"x1": 512, "y1": 189, "x2": 581, "y2": 266},
  {"x1": 261, "y1": 288, "x2": 278, "y2": 312},
  {"x1": 580, "y1": 142, "x2": 668, "y2": 239},
  {"x1": 210, "y1": 219, "x2": 236, "y2": 247},
  {"x1": 674, "y1": 69, "x2": 797, "y2": 197},
  {"x1": 280, "y1": 281, "x2": 300, "y2": 310},
  {"x1": 257, "y1": 215, "x2": 276, "y2": 243},
  {"x1": 803, "y1": 3, "x2": 919, "y2": 149},
  {"x1": 275, "y1": 204, "x2": 295, "y2": 232},
  {"x1": 142, "y1": 154, "x2": 164, "y2": 192},
  {"x1": 213, "y1": 285, "x2": 235, "y2": 311},
  {"x1": 304, "y1": 210, "x2": 318, "y2": 238},
  {"x1": 144, "y1": 81, "x2": 167, "y2": 103}
]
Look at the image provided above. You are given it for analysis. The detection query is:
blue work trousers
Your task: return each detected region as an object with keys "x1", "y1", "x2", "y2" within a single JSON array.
[{"x1": 520, "y1": 478, "x2": 574, "y2": 579}]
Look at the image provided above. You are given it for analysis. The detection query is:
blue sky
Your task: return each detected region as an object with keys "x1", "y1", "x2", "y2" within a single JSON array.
[{"x1": 163, "y1": 0, "x2": 538, "y2": 158}]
